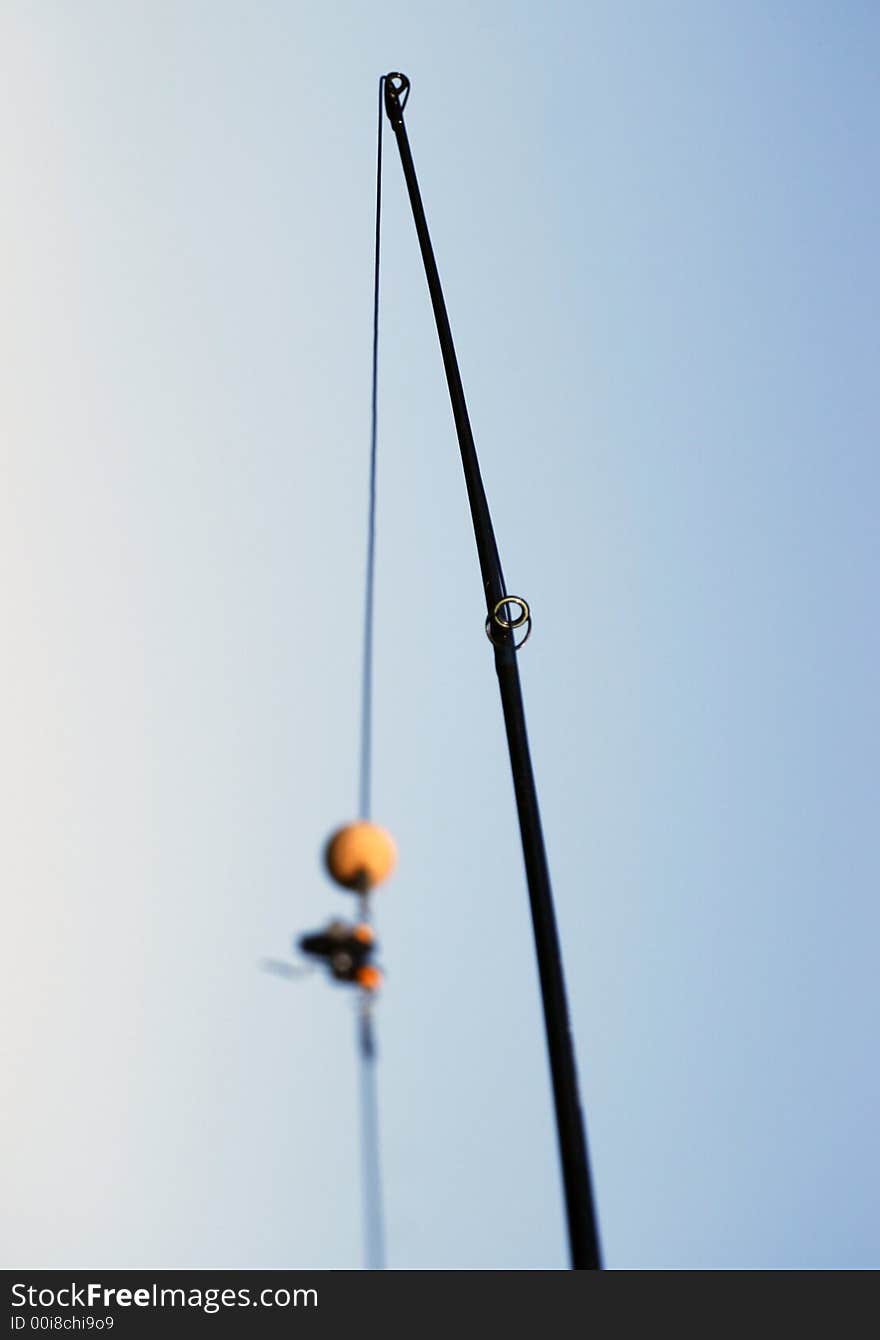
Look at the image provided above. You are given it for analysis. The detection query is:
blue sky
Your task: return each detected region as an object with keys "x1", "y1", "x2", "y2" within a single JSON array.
[{"x1": 2, "y1": 2, "x2": 878, "y2": 1268}]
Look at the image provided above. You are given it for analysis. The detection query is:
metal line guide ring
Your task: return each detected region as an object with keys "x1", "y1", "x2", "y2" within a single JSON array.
[{"x1": 485, "y1": 595, "x2": 532, "y2": 650}]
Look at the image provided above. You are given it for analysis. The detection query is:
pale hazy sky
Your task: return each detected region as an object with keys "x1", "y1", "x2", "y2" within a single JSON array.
[{"x1": 2, "y1": 2, "x2": 878, "y2": 1269}]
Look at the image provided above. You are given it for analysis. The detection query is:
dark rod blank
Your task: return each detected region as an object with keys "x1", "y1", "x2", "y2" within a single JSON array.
[{"x1": 382, "y1": 72, "x2": 602, "y2": 1270}]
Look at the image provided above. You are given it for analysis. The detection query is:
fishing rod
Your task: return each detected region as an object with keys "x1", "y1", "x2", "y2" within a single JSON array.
[{"x1": 382, "y1": 71, "x2": 602, "y2": 1271}]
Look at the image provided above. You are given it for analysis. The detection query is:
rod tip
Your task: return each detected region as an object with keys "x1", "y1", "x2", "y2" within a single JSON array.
[{"x1": 383, "y1": 72, "x2": 410, "y2": 123}]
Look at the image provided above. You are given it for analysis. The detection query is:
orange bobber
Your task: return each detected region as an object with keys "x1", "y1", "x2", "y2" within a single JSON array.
[{"x1": 324, "y1": 821, "x2": 397, "y2": 892}]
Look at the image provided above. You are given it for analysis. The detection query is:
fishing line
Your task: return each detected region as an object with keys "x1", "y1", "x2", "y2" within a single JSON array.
[
  {"x1": 357, "y1": 1000, "x2": 385, "y2": 1271},
  {"x1": 359, "y1": 75, "x2": 385, "y2": 825},
  {"x1": 284, "y1": 76, "x2": 397, "y2": 1277},
  {"x1": 355, "y1": 74, "x2": 387, "y2": 1272}
]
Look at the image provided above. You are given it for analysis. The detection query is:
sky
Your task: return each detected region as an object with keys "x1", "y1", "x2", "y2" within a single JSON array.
[{"x1": 1, "y1": 1, "x2": 878, "y2": 1270}]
